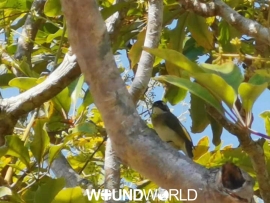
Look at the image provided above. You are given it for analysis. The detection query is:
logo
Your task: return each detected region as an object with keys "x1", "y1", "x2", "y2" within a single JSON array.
[{"x1": 86, "y1": 188, "x2": 197, "y2": 201}]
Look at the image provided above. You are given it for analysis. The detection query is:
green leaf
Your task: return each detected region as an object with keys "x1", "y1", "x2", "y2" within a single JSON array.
[
  {"x1": 101, "y1": 2, "x2": 128, "y2": 20},
  {"x1": 193, "y1": 136, "x2": 209, "y2": 160},
  {"x1": 163, "y1": 85, "x2": 187, "y2": 105},
  {"x1": 9, "y1": 77, "x2": 39, "y2": 90},
  {"x1": 5, "y1": 135, "x2": 30, "y2": 168},
  {"x1": 200, "y1": 62, "x2": 243, "y2": 92},
  {"x1": 77, "y1": 89, "x2": 94, "y2": 114},
  {"x1": 208, "y1": 114, "x2": 223, "y2": 146},
  {"x1": 218, "y1": 20, "x2": 240, "y2": 53},
  {"x1": 44, "y1": 0, "x2": 62, "y2": 17},
  {"x1": 238, "y1": 82, "x2": 267, "y2": 112},
  {"x1": 34, "y1": 178, "x2": 65, "y2": 203},
  {"x1": 260, "y1": 111, "x2": 270, "y2": 136},
  {"x1": 0, "y1": 187, "x2": 12, "y2": 197},
  {"x1": 143, "y1": 47, "x2": 204, "y2": 73},
  {"x1": 69, "y1": 122, "x2": 98, "y2": 136},
  {"x1": 0, "y1": 73, "x2": 15, "y2": 87},
  {"x1": 30, "y1": 118, "x2": 50, "y2": 164},
  {"x1": 48, "y1": 144, "x2": 64, "y2": 166},
  {"x1": 155, "y1": 76, "x2": 223, "y2": 113},
  {"x1": 0, "y1": 0, "x2": 7, "y2": 8},
  {"x1": 187, "y1": 13, "x2": 214, "y2": 50},
  {"x1": 168, "y1": 12, "x2": 189, "y2": 53},
  {"x1": 129, "y1": 30, "x2": 146, "y2": 69},
  {"x1": 46, "y1": 28, "x2": 65, "y2": 43},
  {"x1": 190, "y1": 94, "x2": 210, "y2": 133},
  {"x1": 194, "y1": 73, "x2": 237, "y2": 108},
  {"x1": 52, "y1": 187, "x2": 88, "y2": 203},
  {"x1": 52, "y1": 87, "x2": 71, "y2": 114},
  {"x1": 70, "y1": 75, "x2": 85, "y2": 114}
]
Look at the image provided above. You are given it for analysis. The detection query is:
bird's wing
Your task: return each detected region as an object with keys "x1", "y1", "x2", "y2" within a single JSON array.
[{"x1": 163, "y1": 113, "x2": 193, "y2": 145}]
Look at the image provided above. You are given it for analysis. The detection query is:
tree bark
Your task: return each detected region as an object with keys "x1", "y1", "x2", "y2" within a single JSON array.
[{"x1": 61, "y1": 0, "x2": 255, "y2": 202}]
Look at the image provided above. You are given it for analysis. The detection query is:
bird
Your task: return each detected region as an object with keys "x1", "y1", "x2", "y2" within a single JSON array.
[{"x1": 151, "y1": 100, "x2": 194, "y2": 158}]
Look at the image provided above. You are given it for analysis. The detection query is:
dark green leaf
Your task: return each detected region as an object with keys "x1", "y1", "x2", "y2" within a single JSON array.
[{"x1": 190, "y1": 94, "x2": 210, "y2": 133}]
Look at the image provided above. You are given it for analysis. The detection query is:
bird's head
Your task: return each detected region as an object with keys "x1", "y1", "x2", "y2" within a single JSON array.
[{"x1": 152, "y1": 100, "x2": 170, "y2": 115}]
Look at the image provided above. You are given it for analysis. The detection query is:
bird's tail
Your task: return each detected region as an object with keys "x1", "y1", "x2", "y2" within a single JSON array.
[{"x1": 185, "y1": 141, "x2": 194, "y2": 159}]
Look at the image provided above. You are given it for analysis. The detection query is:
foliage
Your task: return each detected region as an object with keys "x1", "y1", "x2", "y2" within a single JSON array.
[{"x1": 0, "y1": 0, "x2": 269, "y2": 202}]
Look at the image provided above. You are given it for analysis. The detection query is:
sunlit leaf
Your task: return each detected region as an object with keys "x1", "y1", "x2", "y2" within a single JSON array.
[
  {"x1": 34, "y1": 178, "x2": 65, "y2": 203},
  {"x1": 48, "y1": 144, "x2": 64, "y2": 166},
  {"x1": 52, "y1": 187, "x2": 88, "y2": 203},
  {"x1": 9, "y1": 77, "x2": 39, "y2": 90},
  {"x1": 260, "y1": 111, "x2": 270, "y2": 136},
  {"x1": 143, "y1": 47, "x2": 204, "y2": 73},
  {"x1": 238, "y1": 82, "x2": 267, "y2": 112},
  {"x1": 194, "y1": 73, "x2": 237, "y2": 108},
  {"x1": 69, "y1": 122, "x2": 98, "y2": 136},
  {"x1": 201, "y1": 62, "x2": 243, "y2": 92},
  {"x1": 193, "y1": 136, "x2": 210, "y2": 160},
  {"x1": 44, "y1": 0, "x2": 62, "y2": 17},
  {"x1": 155, "y1": 76, "x2": 223, "y2": 113}
]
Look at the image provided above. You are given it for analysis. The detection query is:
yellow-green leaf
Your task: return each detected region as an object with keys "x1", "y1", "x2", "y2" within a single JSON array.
[
  {"x1": 155, "y1": 76, "x2": 223, "y2": 113},
  {"x1": 143, "y1": 47, "x2": 204, "y2": 74},
  {"x1": 187, "y1": 12, "x2": 214, "y2": 50},
  {"x1": 194, "y1": 73, "x2": 237, "y2": 108},
  {"x1": 238, "y1": 82, "x2": 267, "y2": 112},
  {"x1": 52, "y1": 187, "x2": 88, "y2": 203},
  {"x1": 260, "y1": 111, "x2": 270, "y2": 136}
]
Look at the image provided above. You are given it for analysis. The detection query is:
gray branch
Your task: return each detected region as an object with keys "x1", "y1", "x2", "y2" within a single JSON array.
[{"x1": 61, "y1": 0, "x2": 255, "y2": 202}]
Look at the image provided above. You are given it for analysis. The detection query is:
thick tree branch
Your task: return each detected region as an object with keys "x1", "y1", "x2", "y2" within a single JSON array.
[
  {"x1": 104, "y1": 0, "x2": 163, "y2": 198},
  {"x1": 206, "y1": 105, "x2": 270, "y2": 203},
  {"x1": 15, "y1": 0, "x2": 46, "y2": 67},
  {"x1": 179, "y1": 0, "x2": 270, "y2": 45},
  {"x1": 61, "y1": 1, "x2": 254, "y2": 202},
  {"x1": 128, "y1": 0, "x2": 163, "y2": 103},
  {"x1": 0, "y1": 52, "x2": 80, "y2": 144}
]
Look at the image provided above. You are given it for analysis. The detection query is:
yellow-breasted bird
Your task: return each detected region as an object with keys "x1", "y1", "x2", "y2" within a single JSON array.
[{"x1": 151, "y1": 100, "x2": 194, "y2": 158}]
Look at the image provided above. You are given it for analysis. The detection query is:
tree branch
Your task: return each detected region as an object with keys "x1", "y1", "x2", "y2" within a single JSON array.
[
  {"x1": 178, "y1": 0, "x2": 270, "y2": 45},
  {"x1": 61, "y1": 1, "x2": 255, "y2": 202},
  {"x1": 14, "y1": 0, "x2": 47, "y2": 67},
  {"x1": 206, "y1": 105, "x2": 270, "y2": 203},
  {"x1": 0, "y1": 52, "x2": 80, "y2": 144},
  {"x1": 128, "y1": 0, "x2": 163, "y2": 103}
]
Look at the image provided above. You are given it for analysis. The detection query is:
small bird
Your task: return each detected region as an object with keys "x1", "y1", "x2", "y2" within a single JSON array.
[{"x1": 151, "y1": 100, "x2": 194, "y2": 158}]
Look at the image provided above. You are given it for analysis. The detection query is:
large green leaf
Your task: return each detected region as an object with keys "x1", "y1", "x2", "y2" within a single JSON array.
[
  {"x1": 5, "y1": 135, "x2": 30, "y2": 168},
  {"x1": 143, "y1": 47, "x2": 204, "y2": 73},
  {"x1": 193, "y1": 73, "x2": 237, "y2": 108},
  {"x1": 9, "y1": 77, "x2": 39, "y2": 90},
  {"x1": 48, "y1": 144, "x2": 64, "y2": 166},
  {"x1": 200, "y1": 62, "x2": 243, "y2": 92},
  {"x1": 44, "y1": 0, "x2": 62, "y2": 17},
  {"x1": 77, "y1": 89, "x2": 94, "y2": 114},
  {"x1": 238, "y1": 81, "x2": 267, "y2": 112},
  {"x1": 155, "y1": 76, "x2": 223, "y2": 113},
  {"x1": 260, "y1": 111, "x2": 270, "y2": 136},
  {"x1": 30, "y1": 118, "x2": 50, "y2": 164},
  {"x1": 187, "y1": 12, "x2": 214, "y2": 50},
  {"x1": 128, "y1": 30, "x2": 146, "y2": 69},
  {"x1": 52, "y1": 187, "x2": 88, "y2": 203},
  {"x1": 190, "y1": 94, "x2": 210, "y2": 133},
  {"x1": 34, "y1": 178, "x2": 65, "y2": 203},
  {"x1": 163, "y1": 14, "x2": 189, "y2": 105},
  {"x1": 52, "y1": 87, "x2": 71, "y2": 115}
]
